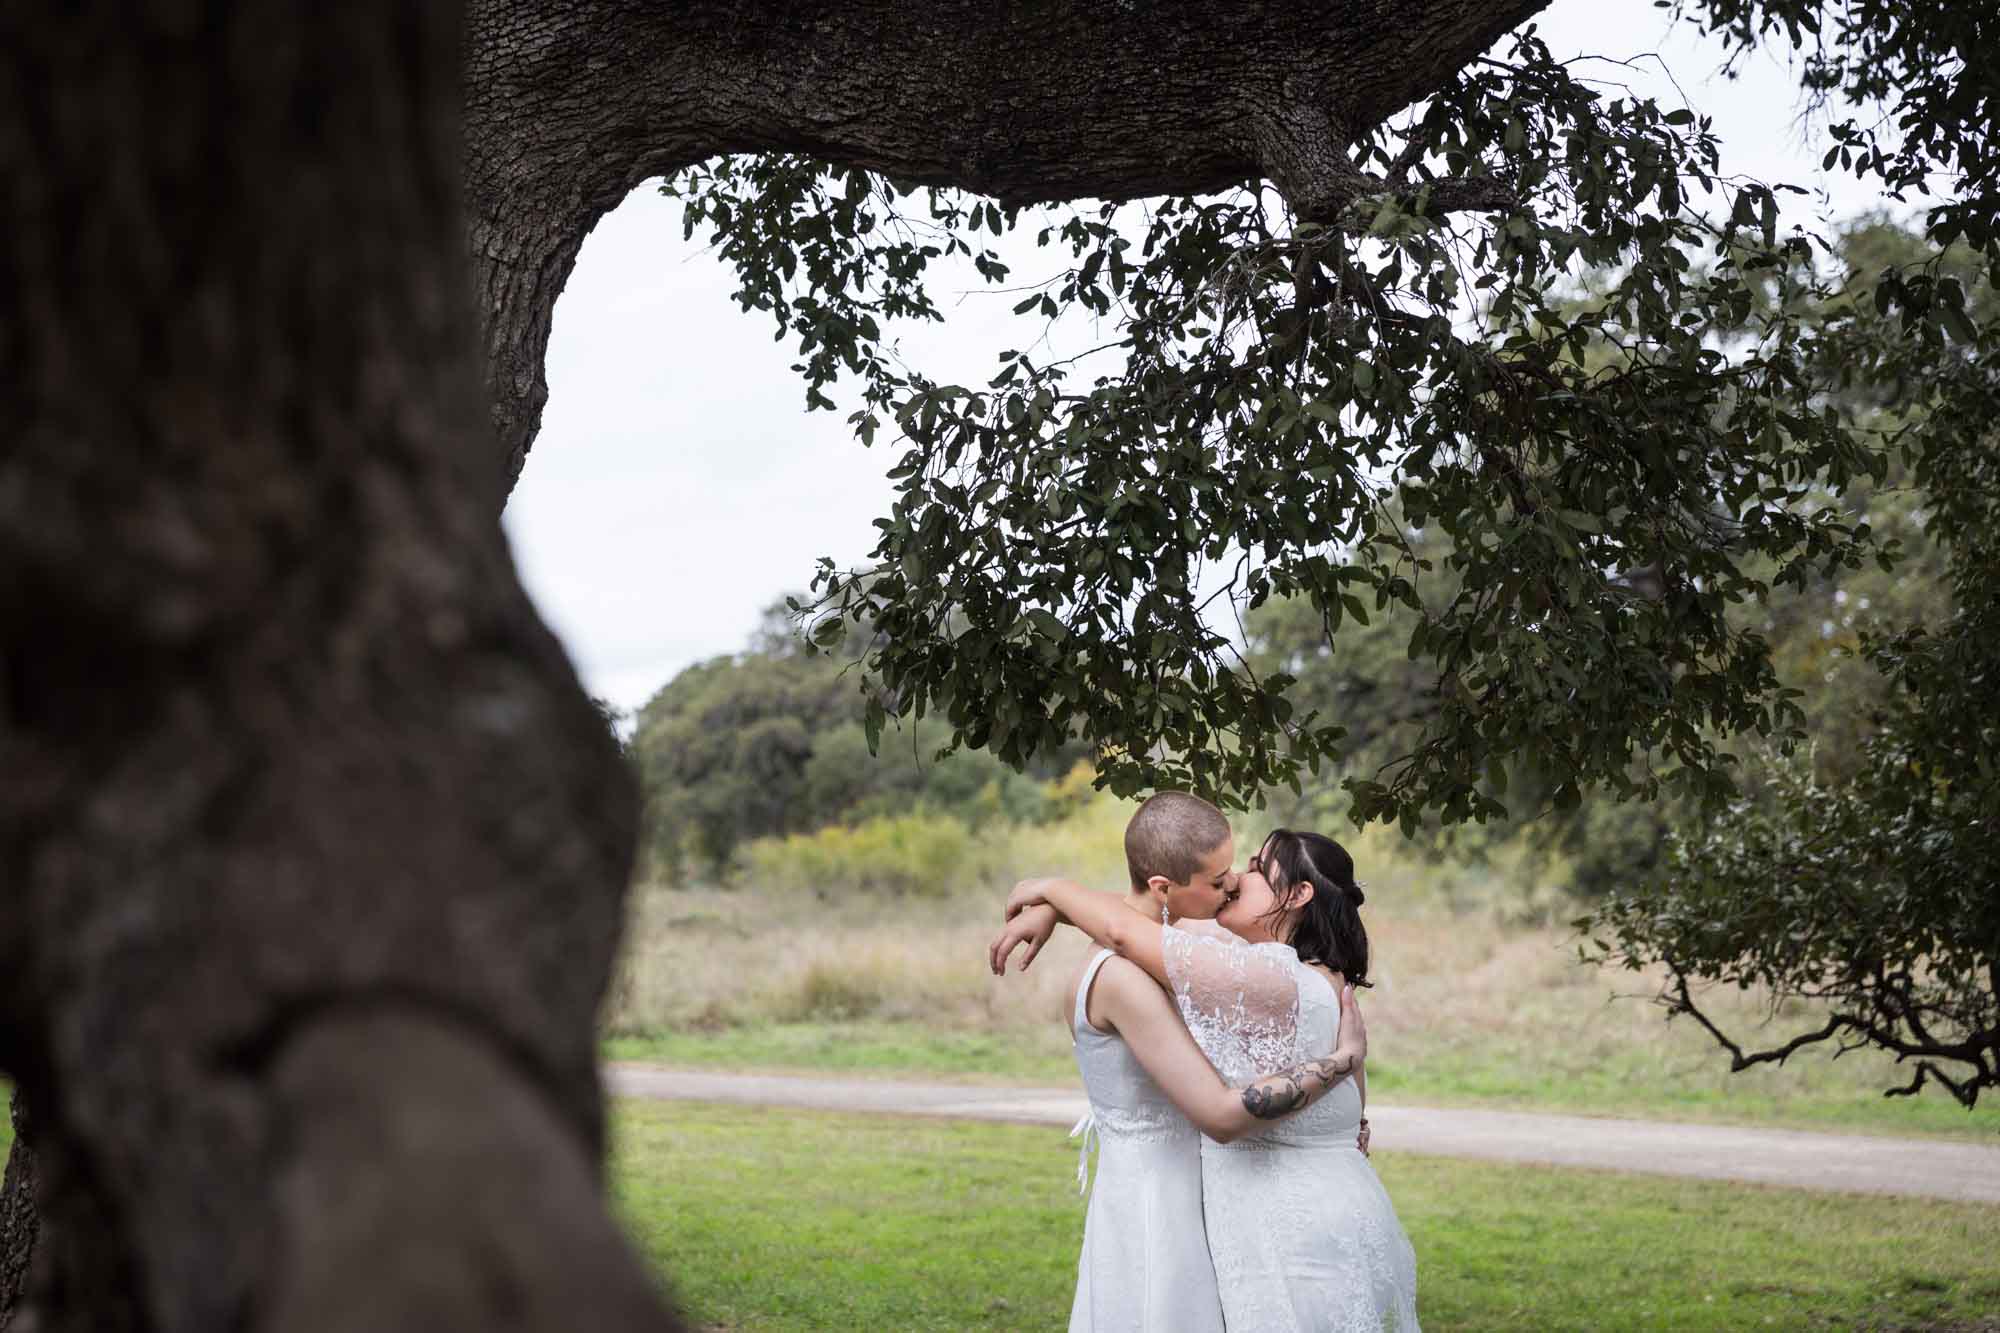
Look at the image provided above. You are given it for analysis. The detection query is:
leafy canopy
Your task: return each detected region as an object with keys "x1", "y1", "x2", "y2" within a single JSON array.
[
  {"x1": 1589, "y1": 211, "x2": 2000, "y2": 1107},
  {"x1": 669, "y1": 27, "x2": 1909, "y2": 831}
]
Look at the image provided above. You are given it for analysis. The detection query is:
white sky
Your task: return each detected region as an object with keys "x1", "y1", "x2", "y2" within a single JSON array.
[{"x1": 502, "y1": 0, "x2": 1896, "y2": 717}]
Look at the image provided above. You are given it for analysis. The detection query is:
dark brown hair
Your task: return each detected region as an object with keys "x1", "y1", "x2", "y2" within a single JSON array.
[{"x1": 1255, "y1": 829, "x2": 1369, "y2": 985}]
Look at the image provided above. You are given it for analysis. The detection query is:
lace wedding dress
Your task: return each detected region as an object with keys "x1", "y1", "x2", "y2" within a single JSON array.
[
  {"x1": 1165, "y1": 923, "x2": 1421, "y2": 1332},
  {"x1": 1067, "y1": 948, "x2": 1227, "y2": 1333}
]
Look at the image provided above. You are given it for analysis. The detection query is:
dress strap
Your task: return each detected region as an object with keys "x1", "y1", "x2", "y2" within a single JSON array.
[
  {"x1": 1072, "y1": 946, "x2": 1117, "y2": 1034},
  {"x1": 1068, "y1": 949, "x2": 1115, "y2": 1193}
]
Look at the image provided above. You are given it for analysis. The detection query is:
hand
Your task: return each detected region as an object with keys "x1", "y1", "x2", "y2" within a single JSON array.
[
  {"x1": 989, "y1": 903, "x2": 1060, "y2": 975},
  {"x1": 1357, "y1": 1117, "x2": 1372, "y2": 1157},
  {"x1": 1004, "y1": 877, "x2": 1058, "y2": 921},
  {"x1": 1335, "y1": 982, "x2": 1368, "y2": 1065}
]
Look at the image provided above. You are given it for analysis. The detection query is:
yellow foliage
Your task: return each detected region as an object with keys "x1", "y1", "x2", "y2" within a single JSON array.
[{"x1": 734, "y1": 777, "x2": 1131, "y2": 900}]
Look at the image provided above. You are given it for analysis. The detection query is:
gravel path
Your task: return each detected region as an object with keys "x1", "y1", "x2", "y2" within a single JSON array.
[{"x1": 606, "y1": 1064, "x2": 2000, "y2": 1205}]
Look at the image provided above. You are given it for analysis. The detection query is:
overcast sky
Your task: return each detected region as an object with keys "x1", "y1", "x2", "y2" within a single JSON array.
[{"x1": 501, "y1": 1, "x2": 1896, "y2": 717}]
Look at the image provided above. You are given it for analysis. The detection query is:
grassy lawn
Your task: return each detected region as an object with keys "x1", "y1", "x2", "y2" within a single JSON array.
[
  {"x1": 7, "y1": 1094, "x2": 1995, "y2": 1328},
  {"x1": 614, "y1": 1101, "x2": 2000, "y2": 1331},
  {"x1": 604, "y1": 1020, "x2": 2000, "y2": 1143}
]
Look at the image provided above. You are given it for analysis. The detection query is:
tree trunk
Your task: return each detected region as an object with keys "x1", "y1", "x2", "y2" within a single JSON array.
[
  {"x1": 0, "y1": 1096, "x2": 35, "y2": 1327},
  {"x1": 463, "y1": 0, "x2": 1549, "y2": 486},
  {"x1": 0, "y1": 4, "x2": 676, "y2": 1329},
  {"x1": 0, "y1": 1089, "x2": 145, "y2": 1333}
]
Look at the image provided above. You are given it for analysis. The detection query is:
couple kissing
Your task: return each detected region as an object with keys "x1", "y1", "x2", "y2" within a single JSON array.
[{"x1": 988, "y1": 791, "x2": 1419, "y2": 1332}]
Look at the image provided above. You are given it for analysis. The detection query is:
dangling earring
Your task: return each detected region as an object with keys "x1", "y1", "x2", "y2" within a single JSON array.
[{"x1": 1160, "y1": 899, "x2": 1170, "y2": 926}]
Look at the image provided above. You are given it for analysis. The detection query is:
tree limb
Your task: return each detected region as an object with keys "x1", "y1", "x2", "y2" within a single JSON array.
[
  {"x1": 463, "y1": 0, "x2": 1552, "y2": 484},
  {"x1": 1662, "y1": 965, "x2": 1998, "y2": 1108}
]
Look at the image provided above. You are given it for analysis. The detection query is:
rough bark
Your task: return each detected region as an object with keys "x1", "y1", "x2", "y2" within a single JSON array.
[
  {"x1": 0, "y1": 4, "x2": 676, "y2": 1330},
  {"x1": 0, "y1": 1088, "x2": 143, "y2": 1333},
  {"x1": 0, "y1": 1096, "x2": 34, "y2": 1326},
  {"x1": 463, "y1": 0, "x2": 1550, "y2": 486}
]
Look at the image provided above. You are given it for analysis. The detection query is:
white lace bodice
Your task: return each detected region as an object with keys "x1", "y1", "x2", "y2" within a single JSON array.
[{"x1": 1163, "y1": 923, "x2": 1363, "y2": 1145}]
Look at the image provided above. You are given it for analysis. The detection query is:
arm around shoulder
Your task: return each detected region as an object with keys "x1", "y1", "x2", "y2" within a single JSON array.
[
  {"x1": 1096, "y1": 961, "x2": 1366, "y2": 1143},
  {"x1": 1011, "y1": 879, "x2": 1169, "y2": 984}
]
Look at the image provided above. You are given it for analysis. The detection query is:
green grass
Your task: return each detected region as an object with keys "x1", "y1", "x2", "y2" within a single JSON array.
[
  {"x1": 604, "y1": 1021, "x2": 2000, "y2": 1143},
  {"x1": 1363, "y1": 1049, "x2": 2000, "y2": 1143},
  {"x1": 8, "y1": 1094, "x2": 1995, "y2": 1328},
  {"x1": 614, "y1": 1101, "x2": 2000, "y2": 1331},
  {"x1": 614, "y1": 1102, "x2": 1079, "y2": 1329}
]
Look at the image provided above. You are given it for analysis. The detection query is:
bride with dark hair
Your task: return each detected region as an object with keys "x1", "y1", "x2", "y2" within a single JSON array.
[{"x1": 997, "y1": 827, "x2": 1420, "y2": 1332}]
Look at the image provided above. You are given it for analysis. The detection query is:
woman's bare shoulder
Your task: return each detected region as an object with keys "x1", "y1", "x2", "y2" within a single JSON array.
[{"x1": 1091, "y1": 953, "x2": 1175, "y2": 1010}]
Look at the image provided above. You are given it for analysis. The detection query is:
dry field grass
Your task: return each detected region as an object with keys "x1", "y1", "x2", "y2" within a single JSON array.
[{"x1": 604, "y1": 800, "x2": 2000, "y2": 1140}]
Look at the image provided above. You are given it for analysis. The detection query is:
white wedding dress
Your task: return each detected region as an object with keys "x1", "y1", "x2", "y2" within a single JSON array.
[
  {"x1": 1068, "y1": 947, "x2": 1227, "y2": 1333},
  {"x1": 1165, "y1": 923, "x2": 1420, "y2": 1332}
]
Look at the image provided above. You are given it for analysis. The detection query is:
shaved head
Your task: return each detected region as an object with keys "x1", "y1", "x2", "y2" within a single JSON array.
[{"x1": 1124, "y1": 791, "x2": 1231, "y2": 890}]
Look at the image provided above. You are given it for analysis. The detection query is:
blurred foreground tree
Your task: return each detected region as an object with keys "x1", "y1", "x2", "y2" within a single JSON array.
[{"x1": 1, "y1": 4, "x2": 685, "y2": 1331}]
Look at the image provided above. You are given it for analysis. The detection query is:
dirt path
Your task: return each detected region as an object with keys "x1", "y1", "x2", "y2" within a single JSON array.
[{"x1": 606, "y1": 1064, "x2": 2000, "y2": 1206}]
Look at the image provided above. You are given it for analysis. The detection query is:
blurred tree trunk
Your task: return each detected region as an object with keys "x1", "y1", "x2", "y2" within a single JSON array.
[
  {"x1": 0, "y1": 4, "x2": 675, "y2": 1330},
  {"x1": 0, "y1": 1093, "x2": 142, "y2": 1333}
]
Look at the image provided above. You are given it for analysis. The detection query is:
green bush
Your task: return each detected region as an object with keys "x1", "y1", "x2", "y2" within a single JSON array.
[
  {"x1": 805, "y1": 718, "x2": 1054, "y2": 827},
  {"x1": 740, "y1": 810, "x2": 990, "y2": 898}
]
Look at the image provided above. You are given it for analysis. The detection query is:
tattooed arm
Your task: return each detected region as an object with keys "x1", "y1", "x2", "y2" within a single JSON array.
[
  {"x1": 1240, "y1": 1049, "x2": 1362, "y2": 1120},
  {"x1": 1078, "y1": 955, "x2": 1368, "y2": 1144}
]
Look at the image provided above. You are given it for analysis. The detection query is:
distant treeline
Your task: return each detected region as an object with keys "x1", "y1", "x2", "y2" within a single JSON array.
[{"x1": 628, "y1": 602, "x2": 1091, "y2": 878}]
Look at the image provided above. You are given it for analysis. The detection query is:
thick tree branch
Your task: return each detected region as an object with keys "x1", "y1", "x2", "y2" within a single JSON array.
[
  {"x1": 463, "y1": 0, "x2": 1552, "y2": 485},
  {"x1": 1408, "y1": 176, "x2": 1522, "y2": 215}
]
